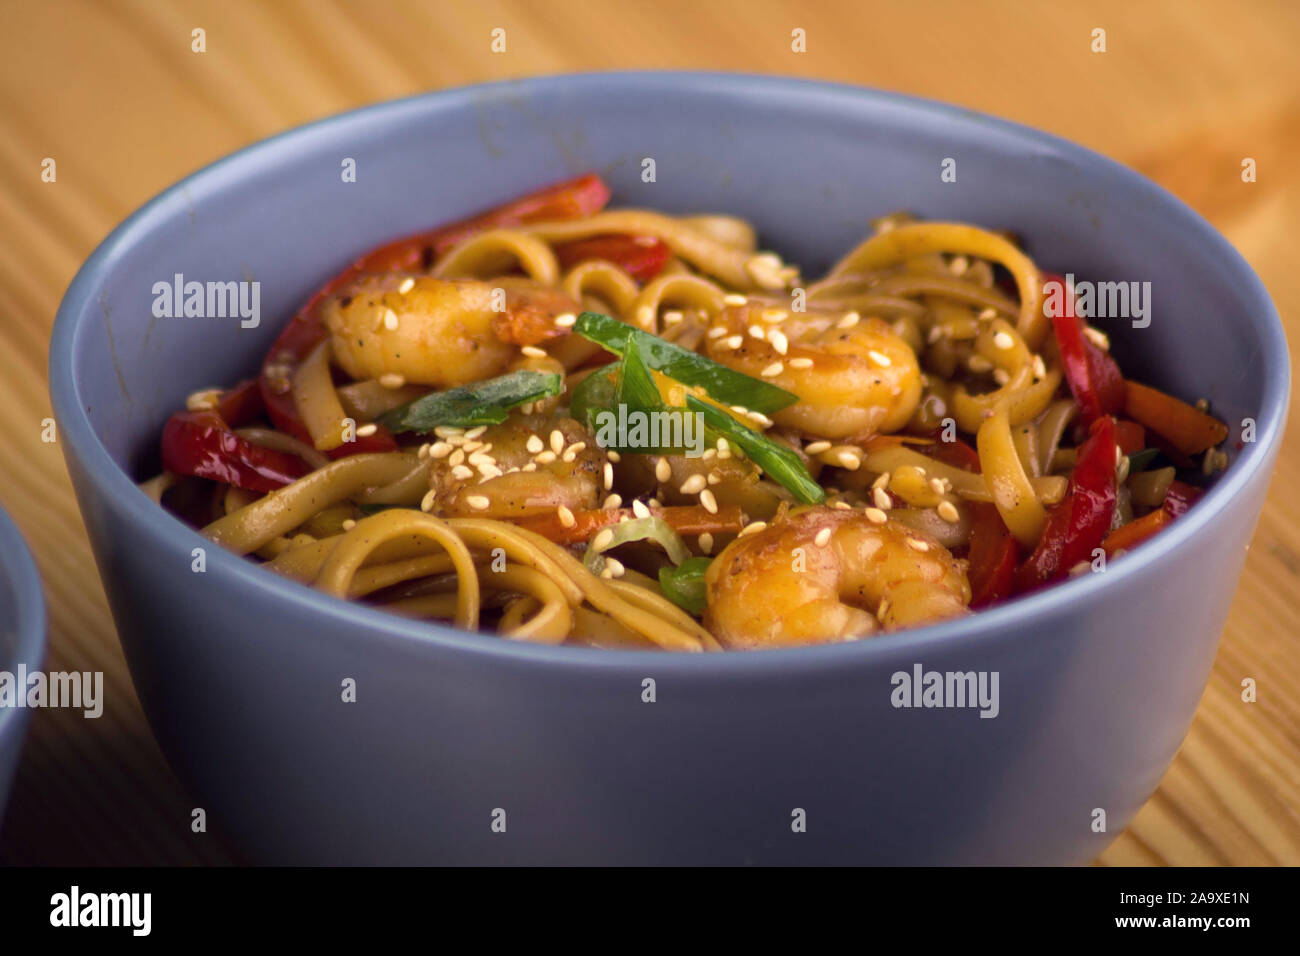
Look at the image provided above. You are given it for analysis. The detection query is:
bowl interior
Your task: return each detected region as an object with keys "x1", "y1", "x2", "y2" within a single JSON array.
[{"x1": 53, "y1": 72, "x2": 1288, "y2": 652}]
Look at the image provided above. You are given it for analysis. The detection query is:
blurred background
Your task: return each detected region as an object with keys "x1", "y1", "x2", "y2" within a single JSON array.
[{"x1": 0, "y1": 0, "x2": 1296, "y2": 864}]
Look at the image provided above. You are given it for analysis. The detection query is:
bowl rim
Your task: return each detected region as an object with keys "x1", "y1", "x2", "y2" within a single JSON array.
[
  {"x1": 49, "y1": 70, "x2": 1291, "y2": 673},
  {"x1": 0, "y1": 504, "x2": 48, "y2": 736}
]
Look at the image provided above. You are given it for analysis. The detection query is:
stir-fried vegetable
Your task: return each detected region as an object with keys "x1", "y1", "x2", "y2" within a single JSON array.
[
  {"x1": 510, "y1": 504, "x2": 746, "y2": 547},
  {"x1": 658, "y1": 557, "x2": 714, "y2": 615},
  {"x1": 1045, "y1": 272, "x2": 1124, "y2": 426},
  {"x1": 581, "y1": 515, "x2": 692, "y2": 573},
  {"x1": 573, "y1": 310, "x2": 798, "y2": 414},
  {"x1": 553, "y1": 234, "x2": 672, "y2": 283},
  {"x1": 1123, "y1": 381, "x2": 1229, "y2": 456},
  {"x1": 162, "y1": 410, "x2": 309, "y2": 493},
  {"x1": 376, "y1": 370, "x2": 562, "y2": 433},
  {"x1": 966, "y1": 502, "x2": 1018, "y2": 607},
  {"x1": 685, "y1": 396, "x2": 825, "y2": 504}
]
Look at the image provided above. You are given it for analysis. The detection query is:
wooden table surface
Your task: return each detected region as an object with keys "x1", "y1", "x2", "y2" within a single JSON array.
[{"x1": 0, "y1": 0, "x2": 1296, "y2": 866}]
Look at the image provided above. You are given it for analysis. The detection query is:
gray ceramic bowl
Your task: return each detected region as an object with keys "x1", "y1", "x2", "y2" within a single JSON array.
[
  {"x1": 50, "y1": 73, "x2": 1288, "y2": 864},
  {"x1": 0, "y1": 506, "x2": 47, "y2": 823}
]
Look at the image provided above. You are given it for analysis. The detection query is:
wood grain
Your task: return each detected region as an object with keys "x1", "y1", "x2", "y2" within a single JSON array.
[{"x1": 0, "y1": 0, "x2": 1296, "y2": 865}]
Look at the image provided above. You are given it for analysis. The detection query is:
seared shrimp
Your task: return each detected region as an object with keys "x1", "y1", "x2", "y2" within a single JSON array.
[
  {"x1": 703, "y1": 301, "x2": 922, "y2": 439},
  {"x1": 424, "y1": 414, "x2": 603, "y2": 519},
  {"x1": 704, "y1": 507, "x2": 970, "y2": 649},
  {"x1": 322, "y1": 275, "x2": 582, "y2": 387}
]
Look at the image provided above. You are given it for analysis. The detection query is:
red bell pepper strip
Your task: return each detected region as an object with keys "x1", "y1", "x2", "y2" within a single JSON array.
[
  {"x1": 1045, "y1": 272, "x2": 1125, "y2": 426},
  {"x1": 553, "y1": 234, "x2": 672, "y2": 283},
  {"x1": 967, "y1": 502, "x2": 1019, "y2": 607},
  {"x1": 919, "y1": 432, "x2": 982, "y2": 472},
  {"x1": 1163, "y1": 479, "x2": 1203, "y2": 519},
  {"x1": 214, "y1": 378, "x2": 265, "y2": 428},
  {"x1": 257, "y1": 173, "x2": 613, "y2": 455},
  {"x1": 1014, "y1": 416, "x2": 1118, "y2": 592},
  {"x1": 161, "y1": 411, "x2": 309, "y2": 493},
  {"x1": 1112, "y1": 419, "x2": 1146, "y2": 456}
]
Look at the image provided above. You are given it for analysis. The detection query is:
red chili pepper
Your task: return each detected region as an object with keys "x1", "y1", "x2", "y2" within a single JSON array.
[
  {"x1": 1112, "y1": 419, "x2": 1146, "y2": 456},
  {"x1": 1163, "y1": 480, "x2": 1203, "y2": 519},
  {"x1": 921, "y1": 432, "x2": 982, "y2": 472},
  {"x1": 552, "y1": 234, "x2": 672, "y2": 283},
  {"x1": 967, "y1": 502, "x2": 1019, "y2": 607},
  {"x1": 256, "y1": 173, "x2": 612, "y2": 455},
  {"x1": 1014, "y1": 416, "x2": 1118, "y2": 592},
  {"x1": 161, "y1": 411, "x2": 309, "y2": 493},
  {"x1": 214, "y1": 378, "x2": 265, "y2": 428},
  {"x1": 1045, "y1": 272, "x2": 1125, "y2": 426}
]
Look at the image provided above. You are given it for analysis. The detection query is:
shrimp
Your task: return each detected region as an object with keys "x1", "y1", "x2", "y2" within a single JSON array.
[
  {"x1": 702, "y1": 301, "x2": 922, "y2": 439},
  {"x1": 425, "y1": 414, "x2": 603, "y2": 520},
  {"x1": 322, "y1": 274, "x2": 581, "y2": 387},
  {"x1": 703, "y1": 506, "x2": 970, "y2": 649}
]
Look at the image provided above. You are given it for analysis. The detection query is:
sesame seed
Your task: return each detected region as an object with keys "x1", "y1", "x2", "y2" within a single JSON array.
[
  {"x1": 837, "y1": 311, "x2": 860, "y2": 329},
  {"x1": 557, "y1": 505, "x2": 576, "y2": 528},
  {"x1": 832, "y1": 500, "x2": 852, "y2": 510},
  {"x1": 603, "y1": 494, "x2": 622, "y2": 509},
  {"x1": 448, "y1": 449, "x2": 465, "y2": 467},
  {"x1": 723, "y1": 293, "x2": 748, "y2": 306},
  {"x1": 466, "y1": 495, "x2": 490, "y2": 511},
  {"x1": 1083, "y1": 327, "x2": 1110, "y2": 351},
  {"x1": 978, "y1": 307, "x2": 997, "y2": 320},
  {"x1": 185, "y1": 388, "x2": 221, "y2": 411},
  {"x1": 655, "y1": 457, "x2": 672, "y2": 483},
  {"x1": 603, "y1": 462, "x2": 614, "y2": 490},
  {"x1": 873, "y1": 487, "x2": 892, "y2": 510},
  {"x1": 868, "y1": 350, "x2": 892, "y2": 367},
  {"x1": 632, "y1": 499, "x2": 651, "y2": 519},
  {"x1": 864, "y1": 507, "x2": 888, "y2": 525},
  {"x1": 549, "y1": 430, "x2": 565, "y2": 454},
  {"x1": 607, "y1": 450, "x2": 621, "y2": 463},
  {"x1": 762, "y1": 308, "x2": 787, "y2": 323},
  {"x1": 722, "y1": 335, "x2": 743, "y2": 349},
  {"x1": 680, "y1": 474, "x2": 707, "y2": 495},
  {"x1": 716, "y1": 438, "x2": 730, "y2": 454},
  {"x1": 378, "y1": 373, "x2": 406, "y2": 389},
  {"x1": 949, "y1": 255, "x2": 969, "y2": 276},
  {"x1": 1116, "y1": 455, "x2": 1131, "y2": 483},
  {"x1": 648, "y1": 498, "x2": 661, "y2": 508},
  {"x1": 342, "y1": 518, "x2": 357, "y2": 530},
  {"x1": 907, "y1": 537, "x2": 930, "y2": 552},
  {"x1": 707, "y1": 326, "x2": 727, "y2": 339},
  {"x1": 872, "y1": 472, "x2": 891, "y2": 490},
  {"x1": 663, "y1": 310, "x2": 684, "y2": 325},
  {"x1": 356, "y1": 423, "x2": 378, "y2": 437},
  {"x1": 748, "y1": 324, "x2": 766, "y2": 340},
  {"x1": 937, "y1": 501, "x2": 960, "y2": 523},
  {"x1": 836, "y1": 449, "x2": 862, "y2": 470},
  {"x1": 968, "y1": 355, "x2": 993, "y2": 374},
  {"x1": 592, "y1": 528, "x2": 615, "y2": 551},
  {"x1": 605, "y1": 557, "x2": 626, "y2": 577},
  {"x1": 452, "y1": 465, "x2": 474, "y2": 481},
  {"x1": 397, "y1": 277, "x2": 416, "y2": 294},
  {"x1": 417, "y1": 443, "x2": 431, "y2": 459},
  {"x1": 788, "y1": 356, "x2": 813, "y2": 368},
  {"x1": 522, "y1": 463, "x2": 538, "y2": 472},
  {"x1": 927, "y1": 325, "x2": 944, "y2": 344},
  {"x1": 929, "y1": 477, "x2": 946, "y2": 495},
  {"x1": 877, "y1": 598, "x2": 891, "y2": 620},
  {"x1": 698, "y1": 532, "x2": 714, "y2": 554},
  {"x1": 420, "y1": 490, "x2": 437, "y2": 512},
  {"x1": 769, "y1": 329, "x2": 789, "y2": 354},
  {"x1": 707, "y1": 471, "x2": 722, "y2": 485},
  {"x1": 600, "y1": 567, "x2": 613, "y2": 579},
  {"x1": 554, "y1": 312, "x2": 576, "y2": 327},
  {"x1": 478, "y1": 465, "x2": 503, "y2": 480},
  {"x1": 1032, "y1": 354, "x2": 1047, "y2": 380},
  {"x1": 805, "y1": 440, "x2": 832, "y2": 455},
  {"x1": 761, "y1": 361, "x2": 784, "y2": 377},
  {"x1": 814, "y1": 527, "x2": 832, "y2": 547},
  {"x1": 534, "y1": 451, "x2": 557, "y2": 465},
  {"x1": 738, "y1": 520, "x2": 767, "y2": 537},
  {"x1": 993, "y1": 368, "x2": 1010, "y2": 386},
  {"x1": 526, "y1": 435, "x2": 544, "y2": 454},
  {"x1": 699, "y1": 489, "x2": 718, "y2": 514},
  {"x1": 521, "y1": 345, "x2": 547, "y2": 358},
  {"x1": 435, "y1": 426, "x2": 464, "y2": 438},
  {"x1": 993, "y1": 331, "x2": 1015, "y2": 350}
]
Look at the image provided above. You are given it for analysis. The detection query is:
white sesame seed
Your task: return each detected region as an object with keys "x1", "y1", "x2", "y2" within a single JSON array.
[
  {"x1": 549, "y1": 430, "x2": 565, "y2": 454},
  {"x1": 522, "y1": 463, "x2": 538, "y2": 472},
  {"x1": 356, "y1": 423, "x2": 378, "y2": 437},
  {"x1": 723, "y1": 293, "x2": 748, "y2": 306},
  {"x1": 927, "y1": 325, "x2": 944, "y2": 344},
  {"x1": 602, "y1": 493, "x2": 622, "y2": 509},
  {"x1": 937, "y1": 501, "x2": 960, "y2": 523},
  {"x1": 521, "y1": 345, "x2": 547, "y2": 358},
  {"x1": 632, "y1": 499, "x2": 651, "y2": 519},
  {"x1": 341, "y1": 518, "x2": 357, "y2": 531},
  {"x1": 738, "y1": 520, "x2": 767, "y2": 537},
  {"x1": 383, "y1": 308, "x2": 399, "y2": 331},
  {"x1": 554, "y1": 312, "x2": 576, "y2": 327},
  {"x1": 707, "y1": 326, "x2": 727, "y2": 339},
  {"x1": 378, "y1": 373, "x2": 406, "y2": 389},
  {"x1": 837, "y1": 311, "x2": 860, "y2": 329},
  {"x1": 994, "y1": 331, "x2": 1015, "y2": 350},
  {"x1": 836, "y1": 449, "x2": 862, "y2": 470},
  {"x1": 722, "y1": 335, "x2": 743, "y2": 349},
  {"x1": 603, "y1": 462, "x2": 614, "y2": 490},
  {"x1": 663, "y1": 310, "x2": 684, "y2": 325},
  {"x1": 466, "y1": 495, "x2": 490, "y2": 511},
  {"x1": 788, "y1": 356, "x2": 813, "y2": 368},
  {"x1": 698, "y1": 532, "x2": 714, "y2": 554},
  {"x1": 448, "y1": 449, "x2": 465, "y2": 467},
  {"x1": 761, "y1": 361, "x2": 784, "y2": 378},
  {"x1": 534, "y1": 451, "x2": 557, "y2": 465},
  {"x1": 1117, "y1": 455, "x2": 1131, "y2": 484},
  {"x1": 805, "y1": 440, "x2": 832, "y2": 455},
  {"x1": 680, "y1": 474, "x2": 707, "y2": 495},
  {"x1": 949, "y1": 255, "x2": 969, "y2": 276},
  {"x1": 556, "y1": 505, "x2": 576, "y2": 528},
  {"x1": 877, "y1": 598, "x2": 891, "y2": 620},
  {"x1": 526, "y1": 435, "x2": 544, "y2": 454},
  {"x1": 993, "y1": 368, "x2": 1010, "y2": 386},
  {"x1": 434, "y1": 425, "x2": 464, "y2": 438},
  {"x1": 648, "y1": 498, "x2": 661, "y2": 508},
  {"x1": 707, "y1": 471, "x2": 722, "y2": 485},
  {"x1": 185, "y1": 388, "x2": 221, "y2": 411},
  {"x1": 762, "y1": 308, "x2": 787, "y2": 324},
  {"x1": 979, "y1": 307, "x2": 997, "y2": 321},
  {"x1": 716, "y1": 438, "x2": 730, "y2": 454},
  {"x1": 655, "y1": 457, "x2": 672, "y2": 483},
  {"x1": 968, "y1": 355, "x2": 993, "y2": 374},
  {"x1": 868, "y1": 350, "x2": 892, "y2": 367},
  {"x1": 907, "y1": 537, "x2": 930, "y2": 552},
  {"x1": 832, "y1": 500, "x2": 852, "y2": 510},
  {"x1": 873, "y1": 487, "x2": 892, "y2": 510},
  {"x1": 398, "y1": 277, "x2": 416, "y2": 294},
  {"x1": 769, "y1": 329, "x2": 789, "y2": 354},
  {"x1": 592, "y1": 528, "x2": 615, "y2": 551},
  {"x1": 420, "y1": 490, "x2": 437, "y2": 512},
  {"x1": 748, "y1": 324, "x2": 766, "y2": 340},
  {"x1": 1032, "y1": 354, "x2": 1047, "y2": 380},
  {"x1": 929, "y1": 477, "x2": 946, "y2": 495},
  {"x1": 605, "y1": 557, "x2": 626, "y2": 577},
  {"x1": 699, "y1": 489, "x2": 718, "y2": 514},
  {"x1": 606, "y1": 450, "x2": 621, "y2": 463},
  {"x1": 814, "y1": 527, "x2": 832, "y2": 547},
  {"x1": 864, "y1": 507, "x2": 888, "y2": 525},
  {"x1": 600, "y1": 567, "x2": 614, "y2": 579},
  {"x1": 872, "y1": 472, "x2": 891, "y2": 490},
  {"x1": 452, "y1": 465, "x2": 474, "y2": 481}
]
